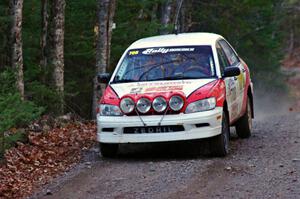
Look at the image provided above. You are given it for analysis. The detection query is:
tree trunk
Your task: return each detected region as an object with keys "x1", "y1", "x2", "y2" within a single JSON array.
[
  {"x1": 49, "y1": 0, "x2": 66, "y2": 114},
  {"x1": 160, "y1": 0, "x2": 173, "y2": 35},
  {"x1": 179, "y1": 0, "x2": 192, "y2": 33},
  {"x1": 40, "y1": 0, "x2": 49, "y2": 82},
  {"x1": 107, "y1": 0, "x2": 116, "y2": 70},
  {"x1": 178, "y1": 0, "x2": 185, "y2": 32},
  {"x1": 151, "y1": 3, "x2": 158, "y2": 22},
  {"x1": 11, "y1": 0, "x2": 24, "y2": 99},
  {"x1": 92, "y1": 0, "x2": 116, "y2": 119}
]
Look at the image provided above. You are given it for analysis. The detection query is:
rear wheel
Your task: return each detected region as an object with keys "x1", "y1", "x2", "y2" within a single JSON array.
[
  {"x1": 235, "y1": 96, "x2": 252, "y2": 138},
  {"x1": 100, "y1": 143, "x2": 118, "y2": 158},
  {"x1": 210, "y1": 111, "x2": 230, "y2": 157}
]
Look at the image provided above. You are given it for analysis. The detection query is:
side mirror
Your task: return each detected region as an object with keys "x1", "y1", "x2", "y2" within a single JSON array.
[
  {"x1": 97, "y1": 73, "x2": 111, "y2": 84},
  {"x1": 223, "y1": 66, "x2": 240, "y2": 77}
]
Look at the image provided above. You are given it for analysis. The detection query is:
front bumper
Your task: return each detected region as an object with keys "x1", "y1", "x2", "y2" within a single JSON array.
[{"x1": 97, "y1": 107, "x2": 223, "y2": 143}]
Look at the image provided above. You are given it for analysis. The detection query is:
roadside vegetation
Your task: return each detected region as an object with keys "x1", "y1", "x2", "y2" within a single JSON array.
[{"x1": 0, "y1": 69, "x2": 44, "y2": 157}]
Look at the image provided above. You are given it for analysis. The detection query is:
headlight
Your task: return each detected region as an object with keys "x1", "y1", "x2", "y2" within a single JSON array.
[
  {"x1": 152, "y1": 97, "x2": 167, "y2": 112},
  {"x1": 136, "y1": 97, "x2": 151, "y2": 113},
  {"x1": 185, "y1": 97, "x2": 216, "y2": 113},
  {"x1": 120, "y1": 97, "x2": 135, "y2": 113},
  {"x1": 169, "y1": 95, "x2": 184, "y2": 111},
  {"x1": 99, "y1": 104, "x2": 123, "y2": 116}
]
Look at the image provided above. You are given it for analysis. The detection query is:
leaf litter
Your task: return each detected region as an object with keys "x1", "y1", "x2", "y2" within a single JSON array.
[{"x1": 0, "y1": 121, "x2": 96, "y2": 199}]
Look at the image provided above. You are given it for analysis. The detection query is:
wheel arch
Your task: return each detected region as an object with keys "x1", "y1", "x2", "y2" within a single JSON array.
[
  {"x1": 247, "y1": 86, "x2": 254, "y2": 118},
  {"x1": 222, "y1": 100, "x2": 230, "y2": 121}
]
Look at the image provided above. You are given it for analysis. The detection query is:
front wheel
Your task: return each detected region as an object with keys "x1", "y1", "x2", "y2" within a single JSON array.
[
  {"x1": 100, "y1": 143, "x2": 119, "y2": 158},
  {"x1": 210, "y1": 111, "x2": 230, "y2": 157},
  {"x1": 235, "y1": 96, "x2": 252, "y2": 138}
]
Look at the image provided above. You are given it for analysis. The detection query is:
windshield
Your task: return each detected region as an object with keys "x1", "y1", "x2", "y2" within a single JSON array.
[{"x1": 112, "y1": 46, "x2": 215, "y2": 83}]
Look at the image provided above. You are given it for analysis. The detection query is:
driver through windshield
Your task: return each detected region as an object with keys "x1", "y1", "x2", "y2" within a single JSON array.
[{"x1": 113, "y1": 46, "x2": 216, "y2": 83}]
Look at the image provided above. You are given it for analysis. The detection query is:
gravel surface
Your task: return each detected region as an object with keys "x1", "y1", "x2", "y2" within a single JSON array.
[{"x1": 30, "y1": 110, "x2": 300, "y2": 199}]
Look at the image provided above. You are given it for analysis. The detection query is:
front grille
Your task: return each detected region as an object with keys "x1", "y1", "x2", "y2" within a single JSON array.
[
  {"x1": 102, "y1": 128, "x2": 114, "y2": 132},
  {"x1": 195, "y1": 123, "x2": 210, "y2": 128},
  {"x1": 124, "y1": 125, "x2": 184, "y2": 134}
]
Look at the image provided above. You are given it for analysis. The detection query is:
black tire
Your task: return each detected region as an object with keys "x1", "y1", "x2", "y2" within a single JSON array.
[
  {"x1": 235, "y1": 96, "x2": 252, "y2": 138},
  {"x1": 210, "y1": 111, "x2": 230, "y2": 157},
  {"x1": 100, "y1": 143, "x2": 118, "y2": 158}
]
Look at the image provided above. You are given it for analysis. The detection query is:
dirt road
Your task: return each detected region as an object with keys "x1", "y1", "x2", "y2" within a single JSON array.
[{"x1": 31, "y1": 106, "x2": 300, "y2": 199}]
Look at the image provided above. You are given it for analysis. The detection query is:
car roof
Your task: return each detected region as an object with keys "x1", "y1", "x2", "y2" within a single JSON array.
[{"x1": 129, "y1": 32, "x2": 223, "y2": 49}]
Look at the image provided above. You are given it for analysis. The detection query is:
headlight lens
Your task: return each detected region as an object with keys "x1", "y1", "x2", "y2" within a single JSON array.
[
  {"x1": 185, "y1": 97, "x2": 216, "y2": 113},
  {"x1": 152, "y1": 97, "x2": 167, "y2": 112},
  {"x1": 99, "y1": 104, "x2": 123, "y2": 116},
  {"x1": 120, "y1": 97, "x2": 135, "y2": 113},
  {"x1": 169, "y1": 95, "x2": 184, "y2": 111},
  {"x1": 136, "y1": 97, "x2": 151, "y2": 113}
]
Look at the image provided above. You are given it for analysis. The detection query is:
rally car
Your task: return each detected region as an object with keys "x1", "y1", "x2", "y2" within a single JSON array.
[{"x1": 97, "y1": 33, "x2": 254, "y2": 157}]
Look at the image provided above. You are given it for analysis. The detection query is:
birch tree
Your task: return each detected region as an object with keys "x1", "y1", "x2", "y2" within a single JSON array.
[
  {"x1": 92, "y1": 0, "x2": 116, "y2": 118},
  {"x1": 49, "y1": 0, "x2": 66, "y2": 114},
  {"x1": 11, "y1": 0, "x2": 24, "y2": 99}
]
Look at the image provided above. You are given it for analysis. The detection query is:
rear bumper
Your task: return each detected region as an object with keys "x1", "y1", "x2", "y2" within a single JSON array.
[{"x1": 97, "y1": 107, "x2": 223, "y2": 143}]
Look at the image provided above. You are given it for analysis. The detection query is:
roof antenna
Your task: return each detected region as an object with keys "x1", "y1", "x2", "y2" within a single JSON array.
[{"x1": 173, "y1": 0, "x2": 184, "y2": 35}]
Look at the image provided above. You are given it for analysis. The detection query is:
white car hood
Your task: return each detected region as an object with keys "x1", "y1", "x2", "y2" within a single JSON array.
[{"x1": 110, "y1": 79, "x2": 216, "y2": 98}]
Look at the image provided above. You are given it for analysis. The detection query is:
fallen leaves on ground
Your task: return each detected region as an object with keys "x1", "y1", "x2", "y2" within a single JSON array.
[
  {"x1": 0, "y1": 122, "x2": 96, "y2": 199},
  {"x1": 282, "y1": 47, "x2": 300, "y2": 68}
]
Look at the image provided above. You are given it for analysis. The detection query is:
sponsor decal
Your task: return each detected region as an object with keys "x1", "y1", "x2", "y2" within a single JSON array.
[
  {"x1": 127, "y1": 81, "x2": 191, "y2": 94},
  {"x1": 133, "y1": 81, "x2": 192, "y2": 87},
  {"x1": 129, "y1": 50, "x2": 139, "y2": 55},
  {"x1": 237, "y1": 73, "x2": 244, "y2": 89},
  {"x1": 129, "y1": 85, "x2": 183, "y2": 94},
  {"x1": 142, "y1": 47, "x2": 195, "y2": 55},
  {"x1": 130, "y1": 87, "x2": 143, "y2": 94},
  {"x1": 145, "y1": 85, "x2": 183, "y2": 93}
]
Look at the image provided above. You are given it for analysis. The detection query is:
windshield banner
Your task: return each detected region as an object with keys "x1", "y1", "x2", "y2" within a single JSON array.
[
  {"x1": 128, "y1": 46, "x2": 209, "y2": 56},
  {"x1": 141, "y1": 47, "x2": 195, "y2": 55}
]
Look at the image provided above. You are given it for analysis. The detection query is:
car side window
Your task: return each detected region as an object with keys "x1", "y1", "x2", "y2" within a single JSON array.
[
  {"x1": 216, "y1": 43, "x2": 229, "y2": 75},
  {"x1": 219, "y1": 40, "x2": 239, "y2": 66}
]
